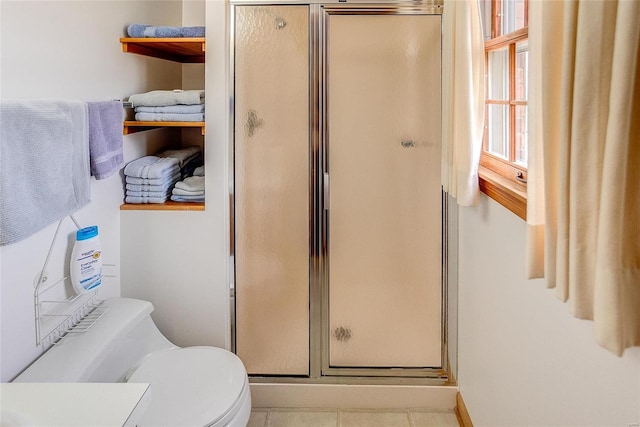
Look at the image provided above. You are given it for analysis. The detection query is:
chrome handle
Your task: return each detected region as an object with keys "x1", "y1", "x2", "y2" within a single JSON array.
[{"x1": 323, "y1": 173, "x2": 330, "y2": 210}]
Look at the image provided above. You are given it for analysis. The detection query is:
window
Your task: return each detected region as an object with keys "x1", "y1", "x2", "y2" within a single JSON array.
[{"x1": 480, "y1": 0, "x2": 528, "y2": 187}]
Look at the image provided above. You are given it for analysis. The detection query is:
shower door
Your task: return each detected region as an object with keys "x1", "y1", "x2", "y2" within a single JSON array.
[
  {"x1": 323, "y1": 10, "x2": 443, "y2": 373},
  {"x1": 233, "y1": 3, "x2": 444, "y2": 378}
]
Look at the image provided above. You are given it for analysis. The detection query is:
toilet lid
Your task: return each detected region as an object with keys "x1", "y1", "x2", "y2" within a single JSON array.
[{"x1": 127, "y1": 347, "x2": 248, "y2": 426}]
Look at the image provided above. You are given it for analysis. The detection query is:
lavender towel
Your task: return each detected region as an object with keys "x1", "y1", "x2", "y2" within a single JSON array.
[
  {"x1": 0, "y1": 100, "x2": 90, "y2": 246},
  {"x1": 124, "y1": 156, "x2": 179, "y2": 179},
  {"x1": 126, "y1": 189, "x2": 172, "y2": 198},
  {"x1": 87, "y1": 101, "x2": 123, "y2": 180}
]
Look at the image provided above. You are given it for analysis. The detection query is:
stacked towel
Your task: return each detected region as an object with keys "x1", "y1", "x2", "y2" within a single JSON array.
[
  {"x1": 123, "y1": 147, "x2": 203, "y2": 204},
  {"x1": 171, "y1": 175, "x2": 205, "y2": 203},
  {"x1": 128, "y1": 90, "x2": 205, "y2": 122},
  {"x1": 127, "y1": 24, "x2": 205, "y2": 38}
]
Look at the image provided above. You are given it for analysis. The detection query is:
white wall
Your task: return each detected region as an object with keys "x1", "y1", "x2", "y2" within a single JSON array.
[
  {"x1": 457, "y1": 195, "x2": 640, "y2": 426},
  {"x1": 120, "y1": 0, "x2": 230, "y2": 350},
  {"x1": 0, "y1": 0, "x2": 183, "y2": 382}
]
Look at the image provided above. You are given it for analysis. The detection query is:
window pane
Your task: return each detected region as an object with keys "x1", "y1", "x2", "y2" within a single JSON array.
[
  {"x1": 488, "y1": 47, "x2": 509, "y2": 100},
  {"x1": 498, "y1": 0, "x2": 527, "y2": 37},
  {"x1": 487, "y1": 104, "x2": 509, "y2": 159},
  {"x1": 515, "y1": 41, "x2": 528, "y2": 101},
  {"x1": 515, "y1": 105, "x2": 528, "y2": 165}
]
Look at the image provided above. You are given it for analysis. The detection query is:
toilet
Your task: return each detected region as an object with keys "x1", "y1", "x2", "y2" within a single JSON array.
[{"x1": 14, "y1": 297, "x2": 251, "y2": 427}]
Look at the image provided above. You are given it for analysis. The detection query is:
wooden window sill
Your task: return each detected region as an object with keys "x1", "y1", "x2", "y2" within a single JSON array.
[{"x1": 478, "y1": 166, "x2": 527, "y2": 221}]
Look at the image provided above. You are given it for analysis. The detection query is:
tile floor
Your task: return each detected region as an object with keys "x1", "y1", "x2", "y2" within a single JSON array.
[{"x1": 247, "y1": 408, "x2": 459, "y2": 427}]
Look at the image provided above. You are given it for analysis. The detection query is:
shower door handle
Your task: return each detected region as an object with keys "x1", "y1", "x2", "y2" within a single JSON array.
[{"x1": 323, "y1": 173, "x2": 330, "y2": 210}]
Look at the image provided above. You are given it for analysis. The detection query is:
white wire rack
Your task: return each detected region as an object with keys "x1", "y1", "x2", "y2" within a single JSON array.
[{"x1": 33, "y1": 215, "x2": 108, "y2": 346}]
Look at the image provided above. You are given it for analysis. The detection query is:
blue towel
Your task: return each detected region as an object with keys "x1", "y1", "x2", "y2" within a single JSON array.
[
  {"x1": 126, "y1": 189, "x2": 172, "y2": 198},
  {"x1": 170, "y1": 194, "x2": 204, "y2": 203},
  {"x1": 87, "y1": 101, "x2": 123, "y2": 180},
  {"x1": 125, "y1": 171, "x2": 181, "y2": 185},
  {"x1": 124, "y1": 156, "x2": 179, "y2": 179},
  {"x1": 127, "y1": 24, "x2": 205, "y2": 38},
  {"x1": 125, "y1": 195, "x2": 170, "y2": 204},
  {"x1": 0, "y1": 100, "x2": 90, "y2": 246},
  {"x1": 135, "y1": 112, "x2": 204, "y2": 122}
]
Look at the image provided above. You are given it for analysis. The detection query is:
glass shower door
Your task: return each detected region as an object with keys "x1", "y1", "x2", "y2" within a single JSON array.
[
  {"x1": 326, "y1": 13, "x2": 443, "y2": 369},
  {"x1": 234, "y1": 5, "x2": 310, "y2": 376}
]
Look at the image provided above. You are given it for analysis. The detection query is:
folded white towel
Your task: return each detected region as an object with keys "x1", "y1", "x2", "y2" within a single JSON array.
[
  {"x1": 172, "y1": 188, "x2": 204, "y2": 196},
  {"x1": 128, "y1": 90, "x2": 204, "y2": 107},
  {"x1": 124, "y1": 156, "x2": 179, "y2": 179},
  {"x1": 192, "y1": 166, "x2": 205, "y2": 176},
  {"x1": 135, "y1": 112, "x2": 204, "y2": 122},
  {"x1": 135, "y1": 105, "x2": 205, "y2": 114},
  {"x1": 174, "y1": 176, "x2": 205, "y2": 192},
  {"x1": 125, "y1": 178, "x2": 179, "y2": 192}
]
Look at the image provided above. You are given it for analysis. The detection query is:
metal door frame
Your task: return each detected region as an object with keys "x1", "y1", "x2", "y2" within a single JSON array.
[{"x1": 230, "y1": 0, "x2": 452, "y2": 385}]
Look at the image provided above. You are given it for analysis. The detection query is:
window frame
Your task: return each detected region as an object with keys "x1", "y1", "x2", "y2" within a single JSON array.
[{"x1": 479, "y1": 0, "x2": 529, "y2": 219}]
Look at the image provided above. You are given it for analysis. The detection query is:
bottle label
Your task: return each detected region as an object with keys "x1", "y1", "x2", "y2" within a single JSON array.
[{"x1": 75, "y1": 249, "x2": 102, "y2": 291}]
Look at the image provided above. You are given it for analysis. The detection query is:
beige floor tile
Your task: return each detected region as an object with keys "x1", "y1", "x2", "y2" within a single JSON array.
[
  {"x1": 409, "y1": 410, "x2": 459, "y2": 427},
  {"x1": 339, "y1": 411, "x2": 411, "y2": 427},
  {"x1": 267, "y1": 410, "x2": 338, "y2": 427},
  {"x1": 248, "y1": 410, "x2": 268, "y2": 427}
]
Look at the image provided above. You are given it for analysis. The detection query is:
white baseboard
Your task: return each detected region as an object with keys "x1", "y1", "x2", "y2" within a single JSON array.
[{"x1": 250, "y1": 383, "x2": 458, "y2": 410}]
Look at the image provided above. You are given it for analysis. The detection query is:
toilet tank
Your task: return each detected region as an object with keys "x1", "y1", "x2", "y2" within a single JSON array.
[{"x1": 14, "y1": 298, "x2": 176, "y2": 383}]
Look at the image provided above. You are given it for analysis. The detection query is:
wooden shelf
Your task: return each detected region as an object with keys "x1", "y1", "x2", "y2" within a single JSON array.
[
  {"x1": 120, "y1": 37, "x2": 205, "y2": 63},
  {"x1": 120, "y1": 201, "x2": 205, "y2": 211},
  {"x1": 123, "y1": 121, "x2": 205, "y2": 135}
]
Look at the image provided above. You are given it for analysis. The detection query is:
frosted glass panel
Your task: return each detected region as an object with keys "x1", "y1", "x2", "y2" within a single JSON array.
[
  {"x1": 327, "y1": 14, "x2": 442, "y2": 368},
  {"x1": 235, "y1": 5, "x2": 309, "y2": 375}
]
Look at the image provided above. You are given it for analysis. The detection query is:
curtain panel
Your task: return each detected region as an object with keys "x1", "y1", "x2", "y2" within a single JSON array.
[
  {"x1": 441, "y1": 0, "x2": 485, "y2": 206},
  {"x1": 527, "y1": 0, "x2": 640, "y2": 355}
]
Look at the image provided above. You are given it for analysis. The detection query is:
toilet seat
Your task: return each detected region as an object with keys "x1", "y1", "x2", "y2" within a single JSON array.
[{"x1": 127, "y1": 346, "x2": 249, "y2": 426}]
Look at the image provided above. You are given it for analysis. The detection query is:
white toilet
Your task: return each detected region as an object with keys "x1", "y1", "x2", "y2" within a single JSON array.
[{"x1": 14, "y1": 297, "x2": 251, "y2": 427}]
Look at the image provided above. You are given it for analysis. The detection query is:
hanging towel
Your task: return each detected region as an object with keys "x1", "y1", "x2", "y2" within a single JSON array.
[
  {"x1": 135, "y1": 104, "x2": 205, "y2": 114},
  {"x1": 87, "y1": 101, "x2": 123, "y2": 180},
  {"x1": 128, "y1": 90, "x2": 204, "y2": 108},
  {"x1": 0, "y1": 100, "x2": 90, "y2": 246},
  {"x1": 134, "y1": 112, "x2": 204, "y2": 122},
  {"x1": 174, "y1": 176, "x2": 205, "y2": 192},
  {"x1": 124, "y1": 156, "x2": 179, "y2": 179}
]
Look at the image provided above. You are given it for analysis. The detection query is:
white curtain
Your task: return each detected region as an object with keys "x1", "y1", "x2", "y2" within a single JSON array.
[
  {"x1": 527, "y1": 0, "x2": 640, "y2": 355},
  {"x1": 441, "y1": 0, "x2": 485, "y2": 206}
]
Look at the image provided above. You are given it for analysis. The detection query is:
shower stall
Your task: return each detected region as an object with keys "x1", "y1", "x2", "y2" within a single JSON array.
[{"x1": 231, "y1": 1, "x2": 448, "y2": 382}]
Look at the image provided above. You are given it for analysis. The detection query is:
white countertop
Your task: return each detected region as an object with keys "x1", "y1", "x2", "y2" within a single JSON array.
[{"x1": 0, "y1": 383, "x2": 150, "y2": 427}]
